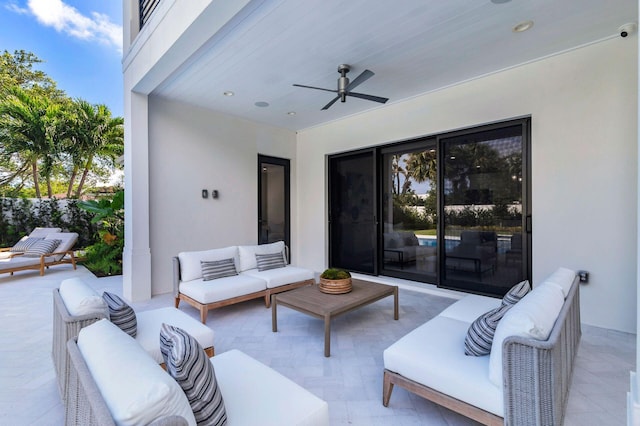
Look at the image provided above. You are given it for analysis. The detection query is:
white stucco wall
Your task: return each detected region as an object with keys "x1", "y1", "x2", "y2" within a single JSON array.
[
  {"x1": 148, "y1": 97, "x2": 297, "y2": 294},
  {"x1": 295, "y1": 37, "x2": 638, "y2": 333}
]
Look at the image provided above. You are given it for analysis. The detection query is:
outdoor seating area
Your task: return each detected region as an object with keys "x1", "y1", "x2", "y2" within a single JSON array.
[{"x1": 0, "y1": 265, "x2": 634, "y2": 425}]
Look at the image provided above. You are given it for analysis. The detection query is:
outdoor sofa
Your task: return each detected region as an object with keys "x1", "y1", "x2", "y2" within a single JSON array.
[
  {"x1": 65, "y1": 319, "x2": 330, "y2": 425},
  {"x1": 52, "y1": 277, "x2": 214, "y2": 400},
  {"x1": 0, "y1": 231, "x2": 78, "y2": 276},
  {"x1": 383, "y1": 267, "x2": 580, "y2": 426},
  {"x1": 173, "y1": 241, "x2": 314, "y2": 323}
]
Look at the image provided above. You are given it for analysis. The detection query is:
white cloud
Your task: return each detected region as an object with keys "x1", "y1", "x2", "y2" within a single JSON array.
[{"x1": 24, "y1": 0, "x2": 122, "y2": 53}]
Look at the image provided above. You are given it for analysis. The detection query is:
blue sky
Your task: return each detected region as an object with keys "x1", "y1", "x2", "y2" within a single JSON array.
[{"x1": 0, "y1": 0, "x2": 123, "y2": 117}]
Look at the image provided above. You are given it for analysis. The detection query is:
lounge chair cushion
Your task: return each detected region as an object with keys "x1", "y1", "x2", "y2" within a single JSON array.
[
  {"x1": 179, "y1": 247, "x2": 239, "y2": 282},
  {"x1": 255, "y1": 252, "x2": 286, "y2": 271},
  {"x1": 10, "y1": 237, "x2": 43, "y2": 252},
  {"x1": 160, "y1": 324, "x2": 227, "y2": 426},
  {"x1": 59, "y1": 278, "x2": 108, "y2": 317},
  {"x1": 44, "y1": 232, "x2": 78, "y2": 261},
  {"x1": 136, "y1": 307, "x2": 215, "y2": 364},
  {"x1": 489, "y1": 281, "x2": 565, "y2": 386},
  {"x1": 27, "y1": 227, "x2": 62, "y2": 238},
  {"x1": 241, "y1": 265, "x2": 314, "y2": 289},
  {"x1": 102, "y1": 292, "x2": 137, "y2": 337},
  {"x1": 77, "y1": 319, "x2": 196, "y2": 426},
  {"x1": 238, "y1": 241, "x2": 285, "y2": 272},
  {"x1": 23, "y1": 239, "x2": 60, "y2": 257},
  {"x1": 201, "y1": 258, "x2": 238, "y2": 281}
]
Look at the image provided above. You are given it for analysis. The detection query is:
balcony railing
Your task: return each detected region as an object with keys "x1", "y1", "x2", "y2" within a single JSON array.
[{"x1": 139, "y1": 0, "x2": 161, "y2": 29}]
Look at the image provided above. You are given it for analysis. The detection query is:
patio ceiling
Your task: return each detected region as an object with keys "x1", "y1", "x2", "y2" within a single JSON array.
[{"x1": 151, "y1": 0, "x2": 637, "y2": 131}]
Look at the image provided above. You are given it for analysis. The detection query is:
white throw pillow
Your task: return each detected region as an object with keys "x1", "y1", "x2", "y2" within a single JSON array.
[
  {"x1": 237, "y1": 241, "x2": 285, "y2": 272},
  {"x1": 77, "y1": 319, "x2": 196, "y2": 426},
  {"x1": 488, "y1": 282, "x2": 565, "y2": 387},
  {"x1": 59, "y1": 278, "x2": 107, "y2": 316},
  {"x1": 178, "y1": 246, "x2": 238, "y2": 282},
  {"x1": 544, "y1": 267, "x2": 576, "y2": 298}
]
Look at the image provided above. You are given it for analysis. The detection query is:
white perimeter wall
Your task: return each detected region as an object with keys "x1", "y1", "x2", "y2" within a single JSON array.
[
  {"x1": 296, "y1": 37, "x2": 638, "y2": 333},
  {"x1": 148, "y1": 97, "x2": 297, "y2": 294}
]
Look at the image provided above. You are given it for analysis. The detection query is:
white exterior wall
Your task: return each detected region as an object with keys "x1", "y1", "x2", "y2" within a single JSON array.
[
  {"x1": 296, "y1": 38, "x2": 638, "y2": 333},
  {"x1": 147, "y1": 97, "x2": 297, "y2": 294}
]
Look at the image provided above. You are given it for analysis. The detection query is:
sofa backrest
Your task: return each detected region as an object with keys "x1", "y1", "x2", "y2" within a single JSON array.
[
  {"x1": 177, "y1": 246, "x2": 239, "y2": 282},
  {"x1": 237, "y1": 241, "x2": 286, "y2": 272}
]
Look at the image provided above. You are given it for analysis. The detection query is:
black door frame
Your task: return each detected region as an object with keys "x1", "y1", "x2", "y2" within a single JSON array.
[{"x1": 257, "y1": 154, "x2": 291, "y2": 254}]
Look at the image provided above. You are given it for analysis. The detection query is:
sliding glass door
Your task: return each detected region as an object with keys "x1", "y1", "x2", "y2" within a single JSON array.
[
  {"x1": 440, "y1": 123, "x2": 529, "y2": 295},
  {"x1": 328, "y1": 150, "x2": 377, "y2": 274},
  {"x1": 380, "y1": 139, "x2": 437, "y2": 283}
]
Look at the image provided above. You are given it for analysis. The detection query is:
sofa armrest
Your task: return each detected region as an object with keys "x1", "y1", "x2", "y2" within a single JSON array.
[
  {"x1": 172, "y1": 256, "x2": 181, "y2": 297},
  {"x1": 502, "y1": 276, "x2": 581, "y2": 426}
]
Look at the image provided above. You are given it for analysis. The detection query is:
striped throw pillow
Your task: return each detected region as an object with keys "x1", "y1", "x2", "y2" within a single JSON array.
[
  {"x1": 102, "y1": 292, "x2": 137, "y2": 337},
  {"x1": 10, "y1": 237, "x2": 43, "y2": 252},
  {"x1": 502, "y1": 280, "x2": 531, "y2": 306},
  {"x1": 160, "y1": 324, "x2": 227, "y2": 426},
  {"x1": 255, "y1": 252, "x2": 286, "y2": 271},
  {"x1": 464, "y1": 304, "x2": 512, "y2": 356},
  {"x1": 23, "y1": 239, "x2": 61, "y2": 257},
  {"x1": 201, "y1": 258, "x2": 237, "y2": 281}
]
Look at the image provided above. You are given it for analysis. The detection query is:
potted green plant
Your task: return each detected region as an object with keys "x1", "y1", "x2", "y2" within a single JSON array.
[{"x1": 319, "y1": 268, "x2": 352, "y2": 294}]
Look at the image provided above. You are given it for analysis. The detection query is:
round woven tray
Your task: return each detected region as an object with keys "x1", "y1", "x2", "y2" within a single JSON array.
[{"x1": 319, "y1": 277, "x2": 352, "y2": 294}]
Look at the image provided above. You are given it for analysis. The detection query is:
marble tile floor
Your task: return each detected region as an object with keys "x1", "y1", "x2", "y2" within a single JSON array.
[{"x1": 0, "y1": 265, "x2": 634, "y2": 425}]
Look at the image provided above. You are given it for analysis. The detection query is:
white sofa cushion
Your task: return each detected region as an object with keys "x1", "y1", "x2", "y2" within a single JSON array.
[
  {"x1": 238, "y1": 241, "x2": 285, "y2": 272},
  {"x1": 178, "y1": 246, "x2": 238, "y2": 282},
  {"x1": 489, "y1": 282, "x2": 565, "y2": 386},
  {"x1": 136, "y1": 307, "x2": 215, "y2": 364},
  {"x1": 59, "y1": 278, "x2": 108, "y2": 317},
  {"x1": 77, "y1": 319, "x2": 196, "y2": 426},
  {"x1": 179, "y1": 274, "x2": 266, "y2": 304},
  {"x1": 211, "y1": 349, "x2": 329, "y2": 425},
  {"x1": 160, "y1": 324, "x2": 227, "y2": 426},
  {"x1": 242, "y1": 265, "x2": 313, "y2": 289},
  {"x1": 544, "y1": 267, "x2": 576, "y2": 298},
  {"x1": 439, "y1": 294, "x2": 501, "y2": 323},
  {"x1": 384, "y1": 315, "x2": 503, "y2": 417}
]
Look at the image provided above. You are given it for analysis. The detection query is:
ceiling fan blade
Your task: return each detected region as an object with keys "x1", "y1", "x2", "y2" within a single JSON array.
[
  {"x1": 293, "y1": 84, "x2": 337, "y2": 93},
  {"x1": 348, "y1": 92, "x2": 389, "y2": 104},
  {"x1": 346, "y1": 69, "x2": 374, "y2": 91},
  {"x1": 321, "y1": 96, "x2": 340, "y2": 110}
]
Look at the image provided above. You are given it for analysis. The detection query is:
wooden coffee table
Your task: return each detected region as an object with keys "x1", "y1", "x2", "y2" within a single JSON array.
[{"x1": 271, "y1": 279, "x2": 399, "y2": 357}]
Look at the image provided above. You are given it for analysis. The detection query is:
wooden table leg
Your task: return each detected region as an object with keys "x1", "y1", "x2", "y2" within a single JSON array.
[
  {"x1": 271, "y1": 295, "x2": 278, "y2": 332},
  {"x1": 324, "y1": 314, "x2": 331, "y2": 357},
  {"x1": 393, "y1": 286, "x2": 399, "y2": 320}
]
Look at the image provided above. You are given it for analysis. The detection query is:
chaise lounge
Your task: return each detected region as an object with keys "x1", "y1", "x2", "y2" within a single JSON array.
[{"x1": 0, "y1": 232, "x2": 79, "y2": 276}]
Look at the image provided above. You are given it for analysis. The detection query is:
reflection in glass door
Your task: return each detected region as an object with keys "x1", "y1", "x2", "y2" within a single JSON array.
[
  {"x1": 440, "y1": 124, "x2": 528, "y2": 296},
  {"x1": 258, "y1": 155, "x2": 290, "y2": 251},
  {"x1": 380, "y1": 140, "x2": 437, "y2": 283}
]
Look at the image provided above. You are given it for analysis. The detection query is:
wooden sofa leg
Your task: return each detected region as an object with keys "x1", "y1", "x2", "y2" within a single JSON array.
[
  {"x1": 200, "y1": 307, "x2": 208, "y2": 324},
  {"x1": 265, "y1": 294, "x2": 271, "y2": 308},
  {"x1": 174, "y1": 297, "x2": 180, "y2": 308},
  {"x1": 383, "y1": 371, "x2": 394, "y2": 407}
]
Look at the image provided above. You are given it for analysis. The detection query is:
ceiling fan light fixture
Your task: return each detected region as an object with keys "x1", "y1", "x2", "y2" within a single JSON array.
[
  {"x1": 491, "y1": 0, "x2": 511, "y2": 4},
  {"x1": 513, "y1": 20, "x2": 534, "y2": 33},
  {"x1": 255, "y1": 101, "x2": 269, "y2": 107}
]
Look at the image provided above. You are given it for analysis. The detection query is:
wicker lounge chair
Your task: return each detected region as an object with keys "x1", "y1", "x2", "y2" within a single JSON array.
[{"x1": 0, "y1": 232, "x2": 78, "y2": 276}]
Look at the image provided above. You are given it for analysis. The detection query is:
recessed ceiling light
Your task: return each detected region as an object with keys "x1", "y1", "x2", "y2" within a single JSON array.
[
  {"x1": 491, "y1": 0, "x2": 511, "y2": 3},
  {"x1": 255, "y1": 101, "x2": 269, "y2": 107},
  {"x1": 513, "y1": 20, "x2": 534, "y2": 33},
  {"x1": 287, "y1": 111, "x2": 296, "y2": 116},
  {"x1": 223, "y1": 91, "x2": 234, "y2": 96}
]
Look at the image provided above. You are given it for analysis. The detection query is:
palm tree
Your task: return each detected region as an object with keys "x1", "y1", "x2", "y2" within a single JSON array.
[
  {"x1": 65, "y1": 100, "x2": 123, "y2": 198},
  {"x1": 0, "y1": 87, "x2": 62, "y2": 198}
]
